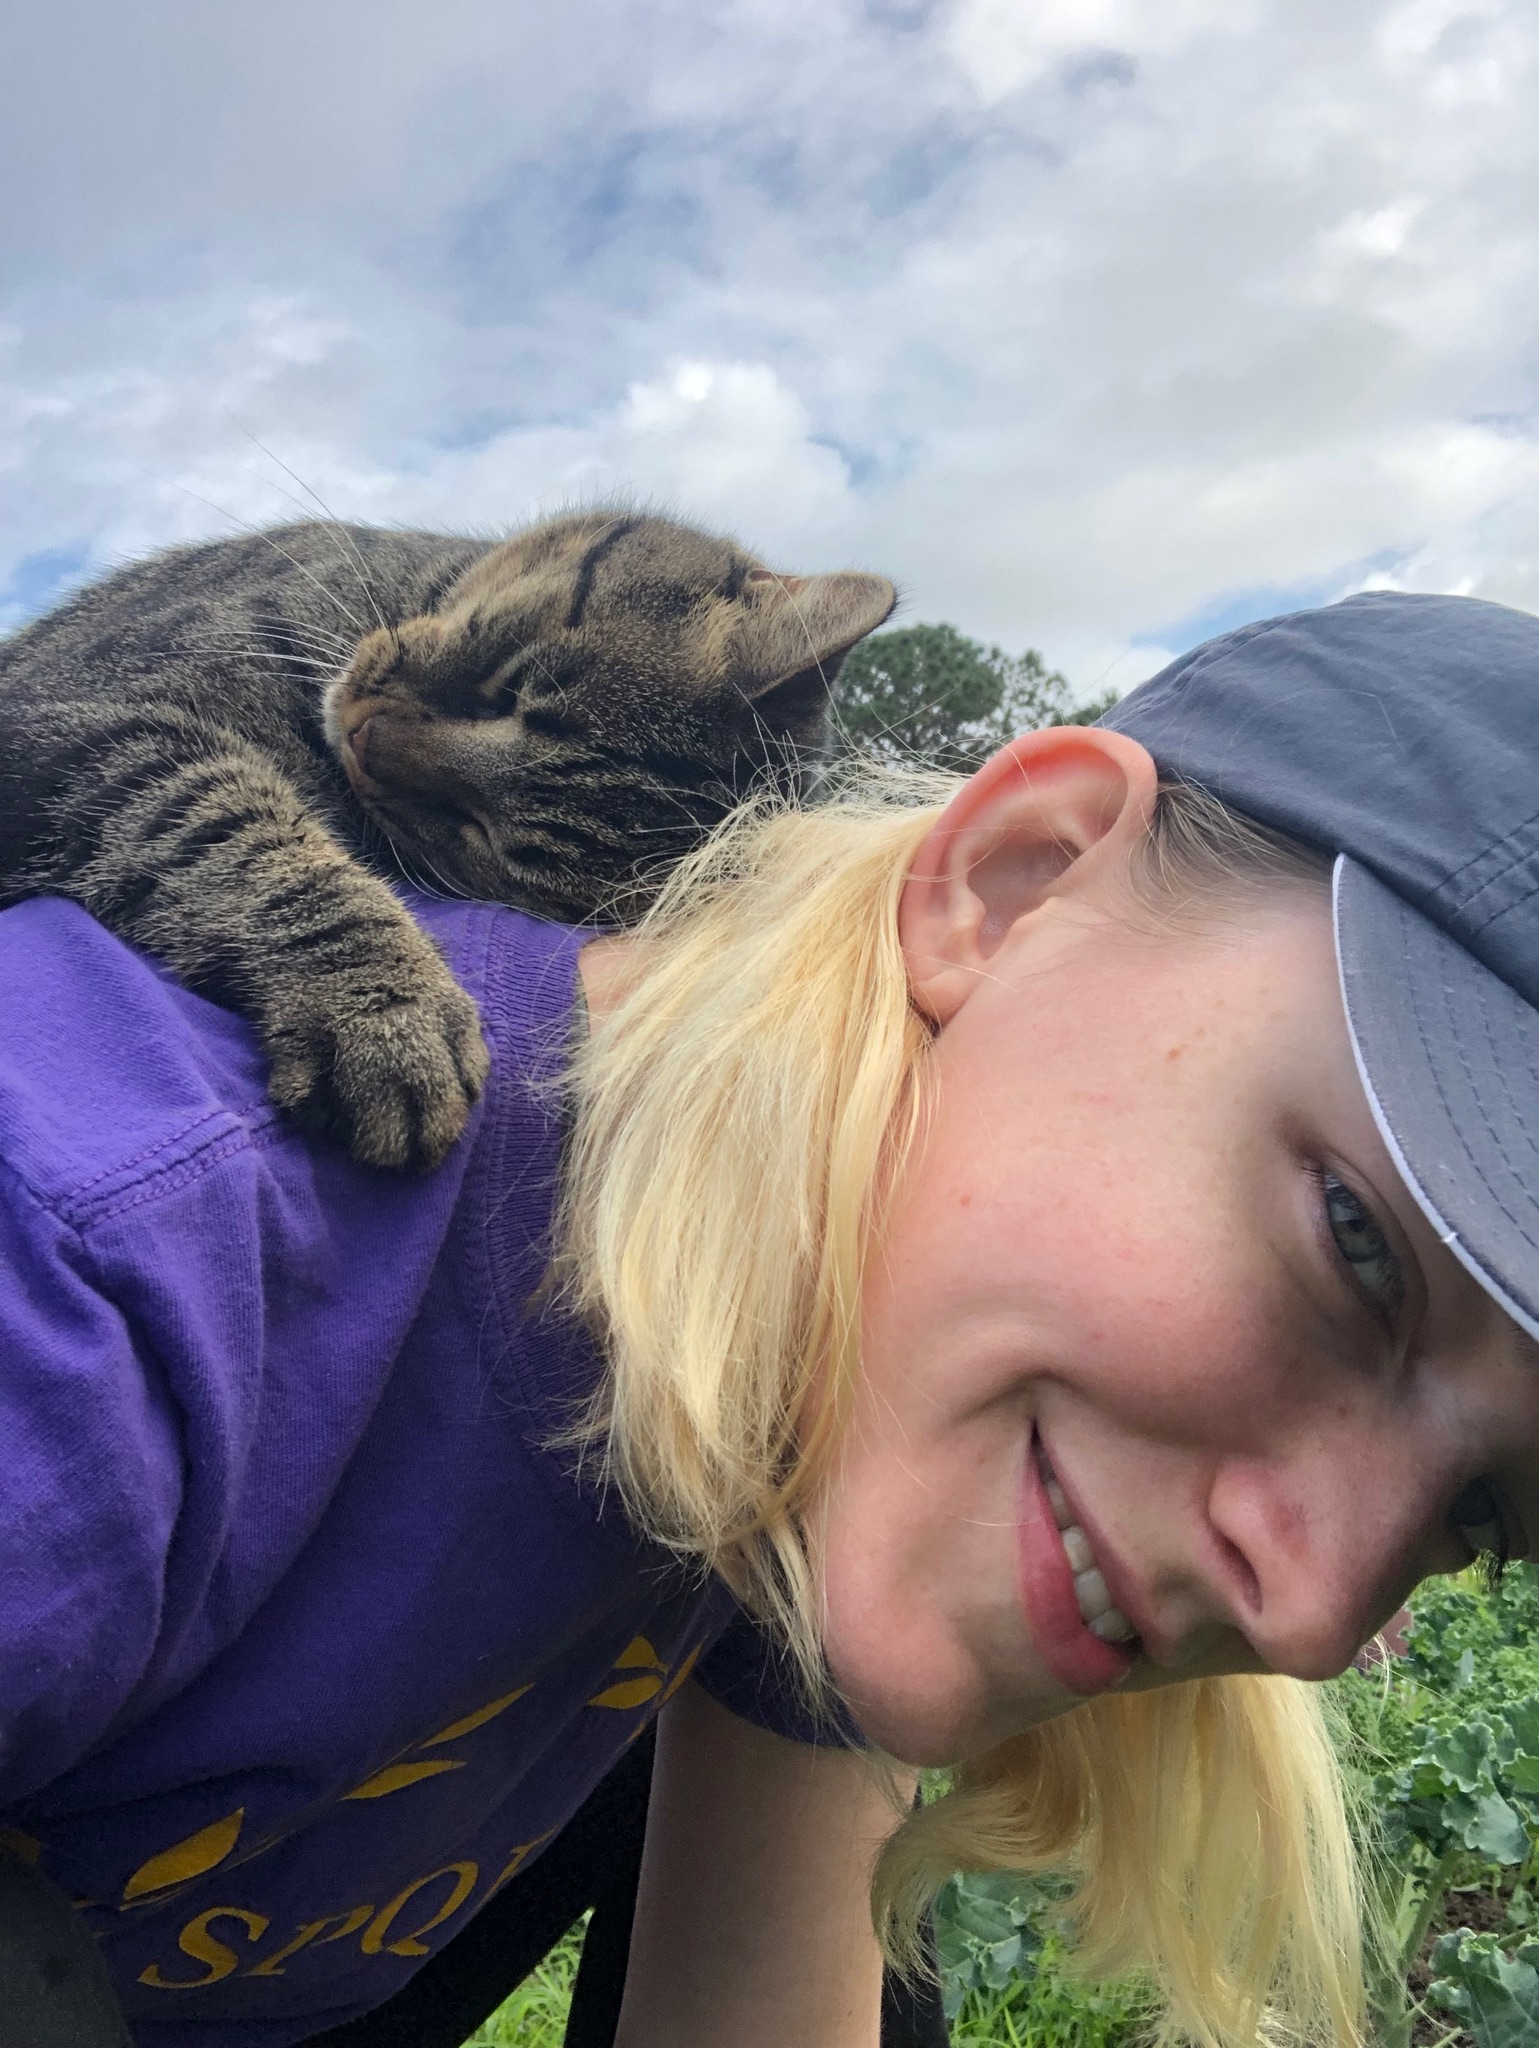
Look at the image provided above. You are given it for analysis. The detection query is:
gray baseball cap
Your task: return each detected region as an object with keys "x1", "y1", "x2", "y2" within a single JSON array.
[{"x1": 1103, "y1": 591, "x2": 1539, "y2": 1341}]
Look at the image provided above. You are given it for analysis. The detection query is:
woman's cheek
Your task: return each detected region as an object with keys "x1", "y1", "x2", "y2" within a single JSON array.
[{"x1": 1008, "y1": 1159, "x2": 1279, "y2": 1392}]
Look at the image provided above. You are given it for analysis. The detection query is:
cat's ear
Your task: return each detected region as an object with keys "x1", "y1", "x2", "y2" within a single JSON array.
[{"x1": 730, "y1": 570, "x2": 896, "y2": 718}]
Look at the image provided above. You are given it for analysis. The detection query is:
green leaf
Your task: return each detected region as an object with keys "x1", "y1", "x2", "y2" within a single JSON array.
[
  {"x1": 1427, "y1": 1931, "x2": 1539, "y2": 2048},
  {"x1": 980, "y1": 1933, "x2": 1025, "y2": 1988},
  {"x1": 1463, "y1": 1792, "x2": 1532, "y2": 1865},
  {"x1": 1431, "y1": 1721, "x2": 1499, "y2": 1794},
  {"x1": 1504, "y1": 1753, "x2": 1539, "y2": 1795},
  {"x1": 954, "y1": 1870, "x2": 1041, "y2": 1916},
  {"x1": 1408, "y1": 1757, "x2": 1456, "y2": 1799},
  {"x1": 950, "y1": 1890, "x2": 1022, "y2": 1945}
]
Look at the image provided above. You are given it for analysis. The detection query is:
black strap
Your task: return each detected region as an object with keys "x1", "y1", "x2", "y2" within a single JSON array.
[{"x1": 0, "y1": 1848, "x2": 134, "y2": 2046}]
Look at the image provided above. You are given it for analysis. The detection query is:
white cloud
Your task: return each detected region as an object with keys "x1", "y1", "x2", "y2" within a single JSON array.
[
  {"x1": 1318, "y1": 201, "x2": 1423, "y2": 260},
  {"x1": 3, "y1": 0, "x2": 1539, "y2": 693},
  {"x1": 335, "y1": 359, "x2": 858, "y2": 563},
  {"x1": 945, "y1": 0, "x2": 1245, "y2": 100},
  {"x1": 604, "y1": 361, "x2": 854, "y2": 542}
]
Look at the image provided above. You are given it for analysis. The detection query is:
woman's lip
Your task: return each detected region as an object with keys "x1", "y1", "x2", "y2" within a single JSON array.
[{"x1": 1018, "y1": 1440, "x2": 1138, "y2": 1697}]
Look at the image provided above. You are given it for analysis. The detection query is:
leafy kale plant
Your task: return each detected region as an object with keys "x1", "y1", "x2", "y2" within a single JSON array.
[
  {"x1": 1331, "y1": 1564, "x2": 1539, "y2": 2048},
  {"x1": 1427, "y1": 1929, "x2": 1539, "y2": 2048}
]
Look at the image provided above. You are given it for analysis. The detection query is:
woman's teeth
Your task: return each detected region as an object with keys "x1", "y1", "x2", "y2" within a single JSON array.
[{"x1": 1042, "y1": 1466, "x2": 1138, "y2": 1647}]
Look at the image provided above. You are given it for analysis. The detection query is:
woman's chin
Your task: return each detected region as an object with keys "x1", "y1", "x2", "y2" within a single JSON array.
[
  {"x1": 826, "y1": 1654, "x2": 1070, "y2": 1767},
  {"x1": 856, "y1": 1707, "x2": 973, "y2": 1770}
]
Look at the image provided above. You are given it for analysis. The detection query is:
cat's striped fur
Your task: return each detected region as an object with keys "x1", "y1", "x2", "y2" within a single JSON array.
[{"x1": 0, "y1": 512, "x2": 894, "y2": 1167}]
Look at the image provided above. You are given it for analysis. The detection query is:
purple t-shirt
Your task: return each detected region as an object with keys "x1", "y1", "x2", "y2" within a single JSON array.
[{"x1": 0, "y1": 894, "x2": 819, "y2": 2045}]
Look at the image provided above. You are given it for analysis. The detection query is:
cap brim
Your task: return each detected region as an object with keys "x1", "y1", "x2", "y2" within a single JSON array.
[{"x1": 1334, "y1": 856, "x2": 1539, "y2": 1343}]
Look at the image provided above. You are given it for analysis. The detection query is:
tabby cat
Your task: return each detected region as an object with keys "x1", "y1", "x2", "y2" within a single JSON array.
[{"x1": 0, "y1": 511, "x2": 894, "y2": 1168}]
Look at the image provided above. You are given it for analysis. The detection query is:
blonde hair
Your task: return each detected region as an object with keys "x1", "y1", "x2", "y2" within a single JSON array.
[{"x1": 555, "y1": 766, "x2": 1362, "y2": 2048}]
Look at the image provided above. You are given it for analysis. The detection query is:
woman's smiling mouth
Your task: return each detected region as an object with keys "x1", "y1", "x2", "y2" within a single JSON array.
[
  {"x1": 1041, "y1": 1458, "x2": 1139, "y2": 1644},
  {"x1": 1020, "y1": 1436, "x2": 1141, "y2": 1695}
]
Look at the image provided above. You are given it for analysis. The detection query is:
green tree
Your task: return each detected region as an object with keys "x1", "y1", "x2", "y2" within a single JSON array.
[{"x1": 833, "y1": 622, "x2": 1116, "y2": 771}]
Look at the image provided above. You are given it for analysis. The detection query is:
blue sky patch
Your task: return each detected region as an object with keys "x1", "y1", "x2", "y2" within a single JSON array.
[
  {"x1": 1142, "y1": 557, "x2": 1408, "y2": 661},
  {"x1": 1, "y1": 542, "x2": 96, "y2": 634}
]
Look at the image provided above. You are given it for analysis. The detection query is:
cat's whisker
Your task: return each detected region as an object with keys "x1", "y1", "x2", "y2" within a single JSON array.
[
  {"x1": 219, "y1": 623, "x2": 356, "y2": 663},
  {"x1": 165, "y1": 482, "x2": 371, "y2": 637},
  {"x1": 361, "y1": 815, "x2": 466, "y2": 904},
  {"x1": 374, "y1": 830, "x2": 442, "y2": 900},
  {"x1": 406, "y1": 852, "x2": 464, "y2": 904},
  {"x1": 416, "y1": 855, "x2": 471, "y2": 901},
  {"x1": 221, "y1": 415, "x2": 390, "y2": 638},
  {"x1": 82, "y1": 640, "x2": 343, "y2": 684},
  {"x1": 778, "y1": 585, "x2": 834, "y2": 689},
  {"x1": 190, "y1": 630, "x2": 341, "y2": 655},
  {"x1": 185, "y1": 645, "x2": 342, "y2": 676},
  {"x1": 241, "y1": 614, "x2": 357, "y2": 653},
  {"x1": 828, "y1": 698, "x2": 941, "y2": 767},
  {"x1": 289, "y1": 519, "x2": 385, "y2": 644},
  {"x1": 745, "y1": 707, "x2": 807, "y2": 786},
  {"x1": 250, "y1": 535, "x2": 370, "y2": 635}
]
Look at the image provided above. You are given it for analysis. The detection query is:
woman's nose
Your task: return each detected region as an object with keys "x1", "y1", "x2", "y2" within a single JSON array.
[{"x1": 1202, "y1": 1442, "x2": 1429, "y2": 1680}]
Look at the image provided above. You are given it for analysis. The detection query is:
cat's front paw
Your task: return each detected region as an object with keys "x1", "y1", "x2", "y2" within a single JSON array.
[{"x1": 263, "y1": 958, "x2": 492, "y2": 1171}]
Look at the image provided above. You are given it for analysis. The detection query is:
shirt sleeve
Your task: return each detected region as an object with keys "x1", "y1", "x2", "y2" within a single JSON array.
[
  {"x1": 0, "y1": 1162, "x2": 184, "y2": 1805},
  {"x1": 691, "y1": 1608, "x2": 865, "y2": 1749}
]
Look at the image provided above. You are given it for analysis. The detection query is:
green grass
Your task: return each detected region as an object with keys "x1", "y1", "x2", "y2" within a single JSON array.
[
  {"x1": 948, "y1": 1932, "x2": 1146, "y2": 2047},
  {"x1": 459, "y1": 1917, "x2": 1146, "y2": 2048},
  {"x1": 461, "y1": 1922, "x2": 584, "y2": 2046}
]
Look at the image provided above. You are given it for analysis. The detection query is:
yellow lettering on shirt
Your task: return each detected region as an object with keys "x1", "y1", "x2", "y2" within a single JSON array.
[
  {"x1": 587, "y1": 1675, "x2": 665, "y2": 1709},
  {"x1": 614, "y1": 1636, "x2": 662, "y2": 1670},
  {"x1": 245, "y1": 1905, "x2": 374, "y2": 1977},
  {"x1": 488, "y1": 1830, "x2": 556, "y2": 1893},
  {"x1": 114, "y1": 1643, "x2": 694, "y2": 1981},
  {"x1": 106, "y1": 1679, "x2": 537, "y2": 1927},
  {"x1": 360, "y1": 1861, "x2": 478, "y2": 1958},
  {"x1": 139, "y1": 1906, "x2": 269, "y2": 1989},
  {"x1": 122, "y1": 1810, "x2": 244, "y2": 1902},
  {"x1": 343, "y1": 1759, "x2": 467, "y2": 1800},
  {"x1": 588, "y1": 1635, "x2": 668, "y2": 1709},
  {"x1": 419, "y1": 1684, "x2": 532, "y2": 1746},
  {"x1": 657, "y1": 1642, "x2": 702, "y2": 1707}
]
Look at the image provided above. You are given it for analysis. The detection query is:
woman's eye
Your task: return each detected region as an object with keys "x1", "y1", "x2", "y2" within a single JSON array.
[
  {"x1": 1320, "y1": 1171, "x2": 1405, "y2": 1325},
  {"x1": 1450, "y1": 1476, "x2": 1510, "y2": 1566}
]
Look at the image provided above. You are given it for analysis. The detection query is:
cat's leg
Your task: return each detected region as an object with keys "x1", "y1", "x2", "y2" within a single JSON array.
[{"x1": 40, "y1": 718, "x2": 489, "y2": 1170}]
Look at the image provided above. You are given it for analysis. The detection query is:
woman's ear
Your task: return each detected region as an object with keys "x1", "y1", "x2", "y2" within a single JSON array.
[{"x1": 899, "y1": 726, "x2": 1160, "y2": 1025}]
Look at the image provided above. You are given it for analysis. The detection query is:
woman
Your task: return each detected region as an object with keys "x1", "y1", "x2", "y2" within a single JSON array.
[{"x1": 2, "y1": 588, "x2": 1536, "y2": 2047}]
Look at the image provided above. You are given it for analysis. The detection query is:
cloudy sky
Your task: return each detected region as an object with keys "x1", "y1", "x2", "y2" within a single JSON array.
[{"x1": 4, "y1": 0, "x2": 1537, "y2": 694}]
